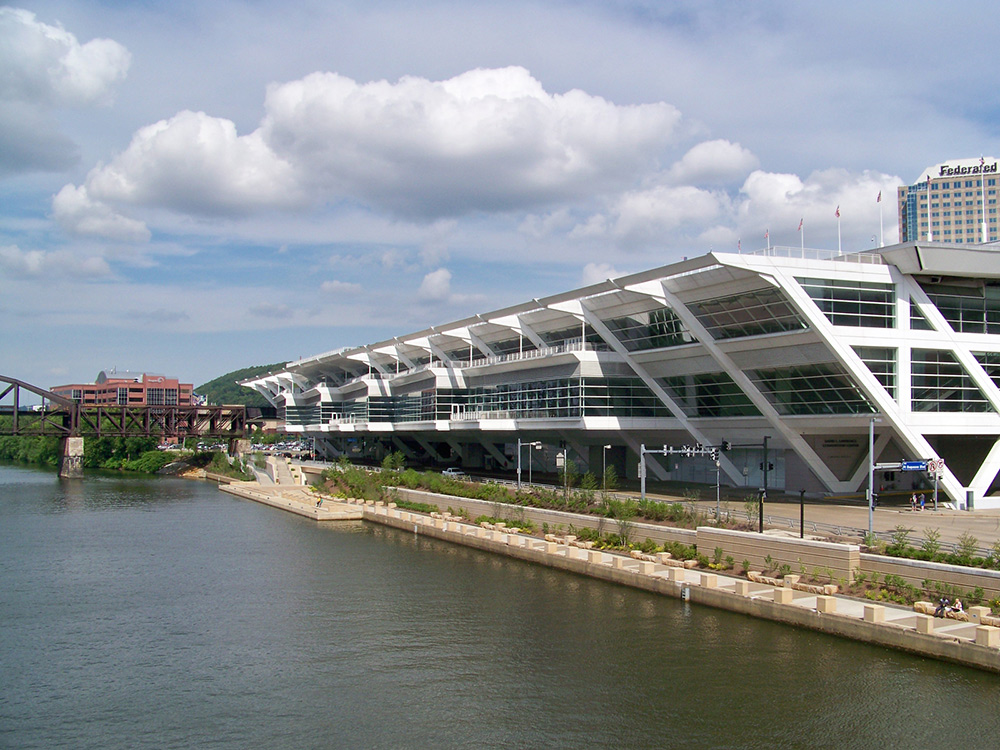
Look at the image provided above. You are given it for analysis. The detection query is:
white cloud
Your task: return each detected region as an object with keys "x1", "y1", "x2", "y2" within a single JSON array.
[
  {"x1": 262, "y1": 66, "x2": 681, "y2": 218},
  {"x1": 418, "y1": 268, "x2": 452, "y2": 301},
  {"x1": 581, "y1": 262, "x2": 619, "y2": 287},
  {"x1": 0, "y1": 8, "x2": 130, "y2": 175},
  {"x1": 81, "y1": 110, "x2": 303, "y2": 216},
  {"x1": 321, "y1": 279, "x2": 362, "y2": 294},
  {"x1": 608, "y1": 185, "x2": 726, "y2": 244},
  {"x1": 56, "y1": 66, "x2": 681, "y2": 229},
  {"x1": 0, "y1": 244, "x2": 112, "y2": 278},
  {"x1": 666, "y1": 139, "x2": 759, "y2": 186},
  {"x1": 737, "y1": 168, "x2": 900, "y2": 244},
  {"x1": 0, "y1": 8, "x2": 130, "y2": 106},
  {"x1": 52, "y1": 184, "x2": 151, "y2": 242}
]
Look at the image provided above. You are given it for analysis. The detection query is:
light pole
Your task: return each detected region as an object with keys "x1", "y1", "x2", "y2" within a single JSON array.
[
  {"x1": 602, "y1": 444, "x2": 611, "y2": 493},
  {"x1": 517, "y1": 437, "x2": 522, "y2": 490},
  {"x1": 517, "y1": 439, "x2": 540, "y2": 490},
  {"x1": 715, "y1": 456, "x2": 721, "y2": 519},
  {"x1": 559, "y1": 450, "x2": 568, "y2": 500},
  {"x1": 867, "y1": 416, "x2": 882, "y2": 537},
  {"x1": 528, "y1": 441, "x2": 541, "y2": 486}
]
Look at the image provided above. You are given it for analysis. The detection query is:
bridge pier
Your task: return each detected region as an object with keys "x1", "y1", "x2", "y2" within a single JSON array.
[{"x1": 58, "y1": 437, "x2": 84, "y2": 478}]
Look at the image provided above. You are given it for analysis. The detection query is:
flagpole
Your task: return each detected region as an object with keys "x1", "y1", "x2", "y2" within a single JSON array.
[
  {"x1": 836, "y1": 206, "x2": 842, "y2": 254},
  {"x1": 878, "y1": 191, "x2": 884, "y2": 247},
  {"x1": 927, "y1": 175, "x2": 933, "y2": 241},
  {"x1": 799, "y1": 219, "x2": 804, "y2": 256},
  {"x1": 765, "y1": 229, "x2": 770, "y2": 252}
]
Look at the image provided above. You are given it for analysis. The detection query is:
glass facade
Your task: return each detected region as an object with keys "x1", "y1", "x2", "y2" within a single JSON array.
[
  {"x1": 911, "y1": 349, "x2": 993, "y2": 412},
  {"x1": 690, "y1": 288, "x2": 807, "y2": 340},
  {"x1": 973, "y1": 351, "x2": 1000, "y2": 391},
  {"x1": 853, "y1": 346, "x2": 896, "y2": 398},
  {"x1": 797, "y1": 278, "x2": 895, "y2": 328},
  {"x1": 910, "y1": 299, "x2": 934, "y2": 330},
  {"x1": 921, "y1": 282, "x2": 1000, "y2": 335},
  {"x1": 603, "y1": 307, "x2": 695, "y2": 351},
  {"x1": 661, "y1": 372, "x2": 759, "y2": 418},
  {"x1": 748, "y1": 364, "x2": 873, "y2": 415}
]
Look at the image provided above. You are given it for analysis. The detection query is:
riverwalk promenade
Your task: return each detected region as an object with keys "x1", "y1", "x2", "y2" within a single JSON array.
[{"x1": 220, "y1": 478, "x2": 1000, "y2": 674}]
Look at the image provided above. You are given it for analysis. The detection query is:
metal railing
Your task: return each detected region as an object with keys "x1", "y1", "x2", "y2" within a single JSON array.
[{"x1": 749, "y1": 245, "x2": 885, "y2": 265}]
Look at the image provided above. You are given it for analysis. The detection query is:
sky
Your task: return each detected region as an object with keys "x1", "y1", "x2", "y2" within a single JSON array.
[{"x1": 3, "y1": 0, "x2": 1000, "y2": 392}]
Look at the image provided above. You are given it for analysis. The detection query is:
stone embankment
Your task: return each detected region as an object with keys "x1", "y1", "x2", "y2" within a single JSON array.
[{"x1": 220, "y1": 480, "x2": 1000, "y2": 674}]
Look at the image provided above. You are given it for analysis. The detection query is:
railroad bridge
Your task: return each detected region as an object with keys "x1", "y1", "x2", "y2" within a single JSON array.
[{"x1": 1, "y1": 375, "x2": 251, "y2": 477}]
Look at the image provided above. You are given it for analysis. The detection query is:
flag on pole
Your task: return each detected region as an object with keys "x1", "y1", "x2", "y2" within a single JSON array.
[
  {"x1": 798, "y1": 218, "x2": 803, "y2": 231},
  {"x1": 835, "y1": 206, "x2": 840, "y2": 218},
  {"x1": 764, "y1": 229, "x2": 768, "y2": 240},
  {"x1": 738, "y1": 239, "x2": 741, "y2": 252},
  {"x1": 877, "y1": 190, "x2": 881, "y2": 203}
]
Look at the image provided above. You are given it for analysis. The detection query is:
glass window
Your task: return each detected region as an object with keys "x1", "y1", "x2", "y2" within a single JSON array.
[
  {"x1": 748, "y1": 363, "x2": 873, "y2": 416},
  {"x1": 973, "y1": 352, "x2": 1000, "y2": 392},
  {"x1": 910, "y1": 299, "x2": 934, "y2": 330},
  {"x1": 661, "y1": 372, "x2": 760, "y2": 417},
  {"x1": 690, "y1": 288, "x2": 807, "y2": 340},
  {"x1": 603, "y1": 307, "x2": 694, "y2": 351},
  {"x1": 797, "y1": 278, "x2": 895, "y2": 328},
  {"x1": 921, "y1": 281, "x2": 1000, "y2": 334},
  {"x1": 853, "y1": 346, "x2": 896, "y2": 398},
  {"x1": 912, "y1": 349, "x2": 993, "y2": 412}
]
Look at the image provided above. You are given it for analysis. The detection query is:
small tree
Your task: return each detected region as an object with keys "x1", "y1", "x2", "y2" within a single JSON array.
[
  {"x1": 615, "y1": 503, "x2": 637, "y2": 547},
  {"x1": 561, "y1": 458, "x2": 579, "y2": 492}
]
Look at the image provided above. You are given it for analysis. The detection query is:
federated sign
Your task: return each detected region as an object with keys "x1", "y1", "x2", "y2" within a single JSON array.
[{"x1": 901, "y1": 460, "x2": 928, "y2": 472}]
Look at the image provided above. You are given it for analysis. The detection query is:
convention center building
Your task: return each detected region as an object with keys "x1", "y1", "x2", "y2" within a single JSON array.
[{"x1": 244, "y1": 241, "x2": 1000, "y2": 509}]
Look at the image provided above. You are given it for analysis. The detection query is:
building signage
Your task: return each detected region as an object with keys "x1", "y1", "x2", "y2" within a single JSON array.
[
  {"x1": 938, "y1": 162, "x2": 998, "y2": 177},
  {"x1": 901, "y1": 460, "x2": 928, "y2": 472}
]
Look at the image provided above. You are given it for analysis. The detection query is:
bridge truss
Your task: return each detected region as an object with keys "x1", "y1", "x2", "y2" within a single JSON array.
[{"x1": 1, "y1": 375, "x2": 248, "y2": 438}]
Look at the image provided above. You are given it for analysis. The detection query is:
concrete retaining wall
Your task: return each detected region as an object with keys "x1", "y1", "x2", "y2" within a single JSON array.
[
  {"x1": 391, "y1": 487, "x2": 1000, "y2": 602},
  {"x1": 859, "y1": 553, "x2": 1000, "y2": 600},
  {"x1": 697, "y1": 527, "x2": 860, "y2": 581},
  {"x1": 390, "y1": 486, "x2": 696, "y2": 546}
]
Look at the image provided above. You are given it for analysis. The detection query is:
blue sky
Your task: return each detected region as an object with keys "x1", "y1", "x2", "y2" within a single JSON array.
[{"x1": 3, "y1": 0, "x2": 999, "y2": 390}]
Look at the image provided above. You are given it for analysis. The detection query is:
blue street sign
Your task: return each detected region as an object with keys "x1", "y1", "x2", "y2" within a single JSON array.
[{"x1": 901, "y1": 460, "x2": 928, "y2": 472}]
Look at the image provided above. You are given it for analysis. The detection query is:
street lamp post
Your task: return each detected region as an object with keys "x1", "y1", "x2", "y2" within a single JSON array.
[
  {"x1": 602, "y1": 444, "x2": 611, "y2": 493},
  {"x1": 528, "y1": 442, "x2": 541, "y2": 486},
  {"x1": 517, "y1": 438, "x2": 523, "y2": 491},
  {"x1": 518, "y1": 439, "x2": 541, "y2": 490},
  {"x1": 867, "y1": 416, "x2": 882, "y2": 537}
]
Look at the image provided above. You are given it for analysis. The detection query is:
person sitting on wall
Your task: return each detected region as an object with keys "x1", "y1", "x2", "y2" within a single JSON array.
[
  {"x1": 951, "y1": 598, "x2": 963, "y2": 614},
  {"x1": 934, "y1": 597, "x2": 950, "y2": 617}
]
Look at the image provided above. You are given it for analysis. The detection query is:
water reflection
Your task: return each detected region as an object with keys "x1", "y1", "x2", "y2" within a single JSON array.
[{"x1": 2, "y1": 461, "x2": 1000, "y2": 750}]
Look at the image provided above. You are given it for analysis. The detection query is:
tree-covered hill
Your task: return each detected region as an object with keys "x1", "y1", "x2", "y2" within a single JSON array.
[{"x1": 196, "y1": 363, "x2": 287, "y2": 406}]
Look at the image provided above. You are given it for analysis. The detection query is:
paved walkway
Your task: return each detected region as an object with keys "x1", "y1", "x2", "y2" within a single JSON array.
[{"x1": 678, "y1": 496, "x2": 1000, "y2": 550}]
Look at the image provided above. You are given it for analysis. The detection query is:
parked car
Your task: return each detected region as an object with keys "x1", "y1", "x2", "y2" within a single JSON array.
[{"x1": 442, "y1": 467, "x2": 467, "y2": 478}]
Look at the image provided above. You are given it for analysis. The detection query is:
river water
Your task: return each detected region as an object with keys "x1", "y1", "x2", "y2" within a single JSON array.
[{"x1": 2, "y1": 462, "x2": 999, "y2": 749}]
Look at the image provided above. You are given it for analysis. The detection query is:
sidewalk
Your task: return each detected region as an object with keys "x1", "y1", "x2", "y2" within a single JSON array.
[{"x1": 707, "y1": 496, "x2": 1000, "y2": 549}]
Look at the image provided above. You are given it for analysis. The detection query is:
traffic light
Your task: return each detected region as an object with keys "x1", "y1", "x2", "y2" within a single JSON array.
[
  {"x1": 721, "y1": 440, "x2": 731, "y2": 451},
  {"x1": 758, "y1": 462, "x2": 774, "y2": 471}
]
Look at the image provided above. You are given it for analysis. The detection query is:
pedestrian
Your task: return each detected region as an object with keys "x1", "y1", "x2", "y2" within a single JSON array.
[
  {"x1": 934, "y1": 597, "x2": 950, "y2": 617},
  {"x1": 911, "y1": 492, "x2": 918, "y2": 511},
  {"x1": 919, "y1": 494, "x2": 925, "y2": 512}
]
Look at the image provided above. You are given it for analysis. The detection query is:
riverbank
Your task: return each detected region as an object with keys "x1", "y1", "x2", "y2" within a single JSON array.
[{"x1": 220, "y1": 480, "x2": 1000, "y2": 674}]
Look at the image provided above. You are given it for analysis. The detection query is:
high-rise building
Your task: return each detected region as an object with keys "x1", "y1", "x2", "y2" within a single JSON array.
[{"x1": 898, "y1": 157, "x2": 999, "y2": 244}]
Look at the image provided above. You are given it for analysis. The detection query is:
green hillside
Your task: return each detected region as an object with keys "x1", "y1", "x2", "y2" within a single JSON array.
[{"x1": 197, "y1": 362, "x2": 287, "y2": 406}]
